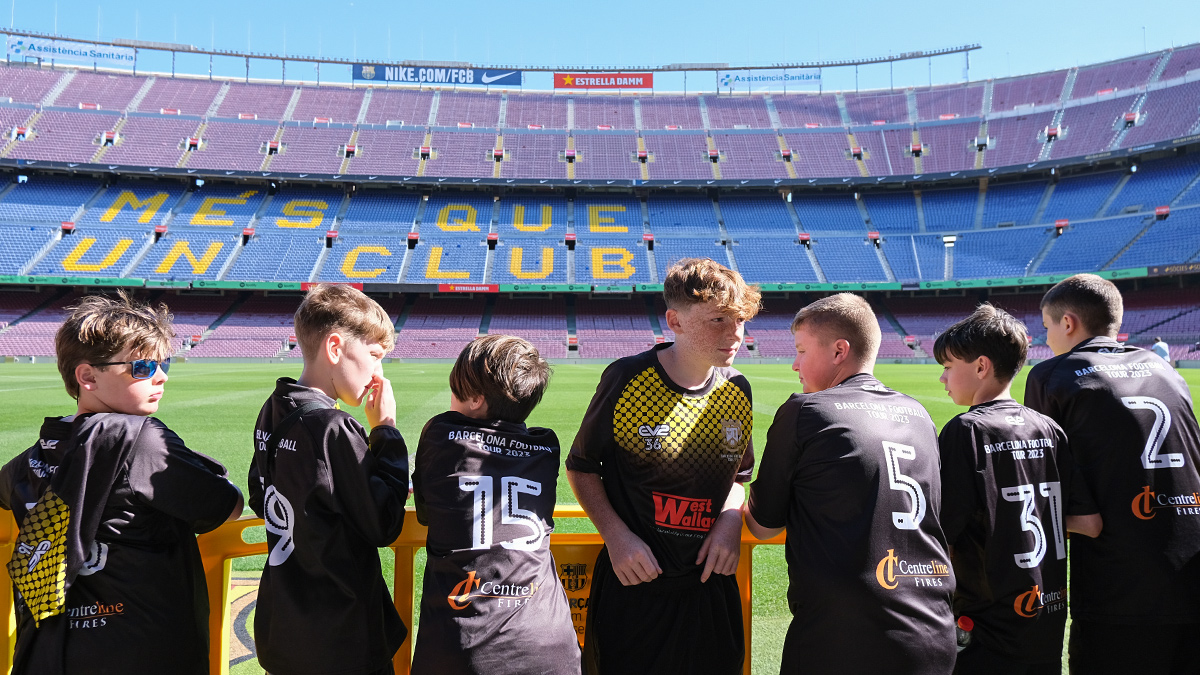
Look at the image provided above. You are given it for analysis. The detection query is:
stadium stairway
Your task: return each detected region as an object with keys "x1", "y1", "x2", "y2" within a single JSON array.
[
  {"x1": 1101, "y1": 215, "x2": 1157, "y2": 269},
  {"x1": 776, "y1": 135, "x2": 798, "y2": 179},
  {"x1": 206, "y1": 82, "x2": 230, "y2": 118},
  {"x1": 0, "y1": 110, "x2": 39, "y2": 158},
  {"x1": 41, "y1": 70, "x2": 75, "y2": 107},
  {"x1": 177, "y1": 121, "x2": 208, "y2": 168},
  {"x1": 89, "y1": 117, "x2": 129, "y2": 164},
  {"x1": 259, "y1": 127, "x2": 286, "y2": 172},
  {"x1": 1096, "y1": 174, "x2": 1133, "y2": 216}
]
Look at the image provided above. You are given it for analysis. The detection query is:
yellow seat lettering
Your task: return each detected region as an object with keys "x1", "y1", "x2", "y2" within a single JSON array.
[
  {"x1": 591, "y1": 247, "x2": 635, "y2": 279},
  {"x1": 510, "y1": 247, "x2": 554, "y2": 280},
  {"x1": 276, "y1": 200, "x2": 329, "y2": 229},
  {"x1": 512, "y1": 205, "x2": 554, "y2": 232},
  {"x1": 100, "y1": 191, "x2": 170, "y2": 224},
  {"x1": 154, "y1": 240, "x2": 224, "y2": 275},
  {"x1": 588, "y1": 205, "x2": 628, "y2": 233},
  {"x1": 424, "y1": 246, "x2": 470, "y2": 279},
  {"x1": 189, "y1": 191, "x2": 259, "y2": 226},
  {"x1": 436, "y1": 204, "x2": 480, "y2": 232},
  {"x1": 61, "y1": 238, "x2": 133, "y2": 272},
  {"x1": 341, "y1": 245, "x2": 392, "y2": 279}
]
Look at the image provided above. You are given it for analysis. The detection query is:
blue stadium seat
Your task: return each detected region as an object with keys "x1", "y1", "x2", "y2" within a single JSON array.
[
  {"x1": 491, "y1": 238, "x2": 569, "y2": 284},
  {"x1": 921, "y1": 187, "x2": 977, "y2": 232},
  {"x1": 405, "y1": 238, "x2": 488, "y2": 283},
  {"x1": 811, "y1": 237, "x2": 888, "y2": 282},
  {"x1": 0, "y1": 177, "x2": 100, "y2": 224},
  {"x1": 574, "y1": 195, "x2": 643, "y2": 236},
  {"x1": 175, "y1": 185, "x2": 267, "y2": 229},
  {"x1": 1041, "y1": 172, "x2": 1123, "y2": 222},
  {"x1": 0, "y1": 228, "x2": 57, "y2": 274},
  {"x1": 719, "y1": 195, "x2": 795, "y2": 236},
  {"x1": 260, "y1": 187, "x2": 343, "y2": 231},
  {"x1": 653, "y1": 238, "x2": 728, "y2": 279},
  {"x1": 1036, "y1": 216, "x2": 1148, "y2": 274},
  {"x1": 647, "y1": 195, "x2": 720, "y2": 236},
  {"x1": 424, "y1": 194, "x2": 495, "y2": 237},
  {"x1": 954, "y1": 228, "x2": 1051, "y2": 279},
  {"x1": 339, "y1": 192, "x2": 421, "y2": 232},
  {"x1": 224, "y1": 233, "x2": 325, "y2": 281},
  {"x1": 792, "y1": 194, "x2": 865, "y2": 232},
  {"x1": 78, "y1": 182, "x2": 187, "y2": 230},
  {"x1": 1109, "y1": 208, "x2": 1200, "y2": 268},
  {"x1": 30, "y1": 229, "x2": 149, "y2": 277},
  {"x1": 1105, "y1": 155, "x2": 1200, "y2": 216},
  {"x1": 883, "y1": 234, "x2": 945, "y2": 282},
  {"x1": 496, "y1": 195, "x2": 568, "y2": 239},
  {"x1": 134, "y1": 232, "x2": 236, "y2": 280},
  {"x1": 318, "y1": 235, "x2": 406, "y2": 283},
  {"x1": 863, "y1": 192, "x2": 919, "y2": 233},
  {"x1": 981, "y1": 181, "x2": 1046, "y2": 227},
  {"x1": 729, "y1": 237, "x2": 820, "y2": 283}
]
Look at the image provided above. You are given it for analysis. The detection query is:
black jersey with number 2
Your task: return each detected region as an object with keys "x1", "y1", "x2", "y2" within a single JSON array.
[
  {"x1": 1024, "y1": 337, "x2": 1200, "y2": 624},
  {"x1": 747, "y1": 373, "x2": 955, "y2": 675},
  {"x1": 411, "y1": 411, "x2": 580, "y2": 675},
  {"x1": 939, "y1": 399, "x2": 1078, "y2": 664}
]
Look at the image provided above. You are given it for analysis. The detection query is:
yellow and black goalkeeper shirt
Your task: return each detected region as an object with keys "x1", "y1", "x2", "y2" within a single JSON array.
[{"x1": 567, "y1": 344, "x2": 754, "y2": 575}]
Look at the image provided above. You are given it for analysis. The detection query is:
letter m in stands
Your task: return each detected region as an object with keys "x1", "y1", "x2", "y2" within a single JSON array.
[{"x1": 100, "y1": 191, "x2": 170, "y2": 224}]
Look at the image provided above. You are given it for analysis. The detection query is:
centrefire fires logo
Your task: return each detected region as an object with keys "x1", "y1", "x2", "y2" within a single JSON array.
[
  {"x1": 652, "y1": 492, "x2": 715, "y2": 532},
  {"x1": 875, "y1": 549, "x2": 950, "y2": 590},
  {"x1": 448, "y1": 570, "x2": 539, "y2": 610},
  {"x1": 1014, "y1": 584, "x2": 1068, "y2": 618},
  {"x1": 1132, "y1": 485, "x2": 1200, "y2": 520}
]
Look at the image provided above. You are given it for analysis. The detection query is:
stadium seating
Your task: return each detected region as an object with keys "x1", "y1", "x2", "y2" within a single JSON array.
[
  {"x1": 318, "y1": 234, "x2": 405, "y2": 283},
  {"x1": 981, "y1": 180, "x2": 1046, "y2": 227},
  {"x1": 844, "y1": 92, "x2": 909, "y2": 125},
  {"x1": 1109, "y1": 207, "x2": 1200, "y2": 268},
  {"x1": 137, "y1": 77, "x2": 221, "y2": 116},
  {"x1": 653, "y1": 238, "x2": 728, "y2": 279},
  {"x1": 1041, "y1": 171, "x2": 1123, "y2": 221},
  {"x1": 574, "y1": 296, "x2": 655, "y2": 358},
  {"x1": 922, "y1": 187, "x2": 978, "y2": 232},
  {"x1": 504, "y1": 94, "x2": 568, "y2": 130},
  {"x1": 1036, "y1": 215, "x2": 1149, "y2": 274},
  {"x1": 811, "y1": 236, "x2": 887, "y2": 282},
  {"x1": 639, "y1": 96, "x2": 704, "y2": 130},
  {"x1": 0, "y1": 227, "x2": 57, "y2": 274},
  {"x1": 499, "y1": 133, "x2": 569, "y2": 180},
  {"x1": 78, "y1": 181, "x2": 186, "y2": 229},
  {"x1": 647, "y1": 195, "x2": 720, "y2": 236},
  {"x1": 361, "y1": 89, "x2": 435, "y2": 126},
  {"x1": 863, "y1": 192, "x2": 920, "y2": 233},
  {"x1": 572, "y1": 133, "x2": 640, "y2": 180},
  {"x1": 392, "y1": 295, "x2": 482, "y2": 358},
  {"x1": 29, "y1": 229, "x2": 149, "y2": 277},
  {"x1": 424, "y1": 130, "x2": 497, "y2": 178},
  {"x1": 915, "y1": 84, "x2": 984, "y2": 121},
  {"x1": 642, "y1": 133, "x2": 711, "y2": 180},
  {"x1": 704, "y1": 95, "x2": 772, "y2": 129},
  {"x1": 490, "y1": 239, "x2": 569, "y2": 284},
  {"x1": 134, "y1": 232, "x2": 237, "y2": 281},
  {"x1": 175, "y1": 184, "x2": 266, "y2": 228},
  {"x1": 338, "y1": 191, "x2": 421, "y2": 232},
  {"x1": 719, "y1": 195, "x2": 795, "y2": 236},
  {"x1": 488, "y1": 297, "x2": 569, "y2": 358},
  {"x1": 290, "y1": 86, "x2": 364, "y2": 124},
  {"x1": 496, "y1": 195, "x2": 568, "y2": 238},
  {"x1": 574, "y1": 195, "x2": 642, "y2": 235},
  {"x1": 953, "y1": 228, "x2": 1050, "y2": 279},
  {"x1": 575, "y1": 238, "x2": 652, "y2": 285},
  {"x1": 792, "y1": 193, "x2": 866, "y2": 232},
  {"x1": 573, "y1": 97, "x2": 636, "y2": 130},
  {"x1": 1105, "y1": 155, "x2": 1200, "y2": 215},
  {"x1": 883, "y1": 234, "x2": 946, "y2": 282},
  {"x1": 729, "y1": 238, "x2": 820, "y2": 284},
  {"x1": 405, "y1": 238, "x2": 488, "y2": 283},
  {"x1": 224, "y1": 233, "x2": 325, "y2": 281},
  {"x1": 436, "y1": 92, "x2": 501, "y2": 128},
  {"x1": 712, "y1": 133, "x2": 790, "y2": 180},
  {"x1": 0, "y1": 176, "x2": 100, "y2": 223},
  {"x1": 259, "y1": 187, "x2": 344, "y2": 230}
]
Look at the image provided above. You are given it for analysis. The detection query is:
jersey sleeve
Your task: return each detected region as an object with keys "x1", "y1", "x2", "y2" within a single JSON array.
[
  {"x1": 566, "y1": 361, "x2": 622, "y2": 474},
  {"x1": 746, "y1": 395, "x2": 804, "y2": 530},
  {"x1": 734, "y1": 374, "x2": 755, "y2": 483},
  {"x1": 127, "y1": 418, "x2": 242, "y2": 534},
  {"x1": 937, "y1": 416, "x2": 980, "y2": 544},
  {"x1": 319, "y1": 414, "x2": 410, "y2": 546}
]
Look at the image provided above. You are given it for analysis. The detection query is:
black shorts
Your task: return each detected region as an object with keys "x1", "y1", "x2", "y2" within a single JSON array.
[
  {"x1": 953, "y1": 639, "x2": 1061, "y2": 675},
  {"x1": 582, "y1": 547, "x2": 744, "y2": 675},
  {"x1": 1069, "y1": 619, "x2": 1200, "y2": 675}
]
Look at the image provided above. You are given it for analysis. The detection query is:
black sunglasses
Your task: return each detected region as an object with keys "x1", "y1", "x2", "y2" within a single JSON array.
[{"x1": 88, "y1": 358, "x2": 171, "y2": 380}]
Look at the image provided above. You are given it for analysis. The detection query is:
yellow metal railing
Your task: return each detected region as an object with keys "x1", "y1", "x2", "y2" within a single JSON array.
[{"x1": 0, "y1": 506, "x2": 785, "y2": 675}]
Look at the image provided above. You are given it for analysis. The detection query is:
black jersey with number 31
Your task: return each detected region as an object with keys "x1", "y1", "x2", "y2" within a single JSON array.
[
  {"x1": 939, "y1": 400, "x2": 1076, "y2": 663},
  {"x1": 411, "y1": 412, "x2": 580, "y2": 675},
  {"x1": 748, "y1": 373, "x2": 955, "y2": 675},
  {"x1": 1024, "y1": 337, "x2": 1200, "y2": 623}
]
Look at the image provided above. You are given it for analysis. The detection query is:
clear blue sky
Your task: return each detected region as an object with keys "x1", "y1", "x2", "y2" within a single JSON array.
[{"x1": 7, "y1": 0, "x2": 1200, "y2": 92}]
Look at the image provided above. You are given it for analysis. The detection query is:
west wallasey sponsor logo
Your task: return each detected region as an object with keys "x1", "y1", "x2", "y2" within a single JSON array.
[
  {"x1": 1014, "y1": 584, "x2": 1068, "y2": 618},
  {"x1": 448, "y1": 570, "x2": 539, "y2": 610},
  {"x1": 652, "y1": 492, "x2": 715, "y2": 532},
  {"x1": 1132, "y1": 485, "x2": 1200, "y2": 519},
  {"x1": 875, "y1": 549, "x2": 950, "y2": 589}
]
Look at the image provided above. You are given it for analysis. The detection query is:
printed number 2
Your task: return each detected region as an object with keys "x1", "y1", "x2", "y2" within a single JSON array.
[
  {"x1": 459, "y1": 475, "x2": 546, "y2": 551},
  {"x1": 1122, "y1": 396, "x2": 1185, "y2": 469},
  {"x1": 1002, "y1": 482, "x2": 1066, "y2": 569},
  {"x1": 883, "y1": 441, "x2": 927, "y2": 530}
]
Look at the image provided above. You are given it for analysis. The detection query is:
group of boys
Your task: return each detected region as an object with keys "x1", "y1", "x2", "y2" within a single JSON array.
[{"x1": 0, "y1": 258, "x2": 1197, "y2": 675}]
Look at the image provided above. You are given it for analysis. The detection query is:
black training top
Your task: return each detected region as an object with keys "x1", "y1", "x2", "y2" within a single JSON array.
[
  {"x1": 747, "y1": 373, "x2": 956, "y2": 674},
  {"x1": 248, "y1": 378, "x2": 410, "y2": 675},
  {"x1": 411, "y1": 411, "x2": 580, "y2": 675},
  {"x1": 0, "y1": 414, "x2": 239, "y2": 675},
  {"x1": 939, "y1": 399, "x2": 1081, "y2": 663},
  {"x1": 1025, "y1": 337, "x2": 1200, "y2": 624},
  {"x1": 566, "y1": 344, "x2": 755, "y2": 576}
]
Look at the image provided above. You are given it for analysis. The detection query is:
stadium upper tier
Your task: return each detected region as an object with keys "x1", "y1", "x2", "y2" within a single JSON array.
[
  {"x1": 3, "y1": 149, "x2": 1200, "y2": 285},
  {"x1": 0, "y1": 42, "x2": 1199, "y2": 182}
]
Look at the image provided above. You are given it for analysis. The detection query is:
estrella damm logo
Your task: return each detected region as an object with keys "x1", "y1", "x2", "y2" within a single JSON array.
[
  {"x1": 652, "y1": 492, "x2": 715, "y2": 532},
  {"x1": 1132, "y1": 485, "x2": 1200, "y2": 520},
  {"x1": 448, "y1": 570, "x2": 539, "y2": 610},
  {"x1": 1014, "y1": 584, "x2": 1068, "y2": 618},
  {"x1": 875, "y1": 549, "x2": 950, "y2": 590}
]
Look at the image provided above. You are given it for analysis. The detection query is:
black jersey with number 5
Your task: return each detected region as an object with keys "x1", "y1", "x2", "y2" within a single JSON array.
[
  {"x1": 939, "y1": 400, "x2": 1080, "y2": 663},
  {"x1": 411, "y1": 411, "x2": 580, "y2": 675},
  {"x1": 1024, "y1": 337, "x2": 1200, "y2": 623},
  {"x1": 747, "y1": 373, "x2": 955, "y2": 675}
]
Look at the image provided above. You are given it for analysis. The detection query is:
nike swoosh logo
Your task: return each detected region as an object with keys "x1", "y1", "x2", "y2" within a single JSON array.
[{"x1": 481, "y1": 72, "x2": 516, "y2": 84}]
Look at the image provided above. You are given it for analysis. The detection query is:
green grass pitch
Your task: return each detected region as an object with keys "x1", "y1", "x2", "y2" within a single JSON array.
[{"x1": 3, "y1": 361, "x2": 1199, "y2": 674}]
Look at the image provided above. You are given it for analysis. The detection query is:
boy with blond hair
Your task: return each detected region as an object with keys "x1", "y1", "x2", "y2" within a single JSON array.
[
  {"x1": 0, "y1": 292, "x2": 242, "y2": 675},
  {"x1": 568, "y1": 258, "x2": 760, "y2": 675},
  {"x1": 744, "y1": 293, "x2": 955, "y2": 674},
  {"x1": 1025, "y1": 274, "x2": 1200, "y2": 672},
  {"x1": 249, "y1": 284, "x2": 410, "y2": 675},
  {"x1": 411, "y1": 335, "x2": 580, "y2": 675}
]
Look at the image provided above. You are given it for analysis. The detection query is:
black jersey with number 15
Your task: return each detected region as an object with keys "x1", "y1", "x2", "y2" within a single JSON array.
[
  {"x1": 1024, "y1": 337, "x2": 1200, "y2": 624},
  {"x1": 748, "y1": 373, "x2": 955, "y2": 674}
]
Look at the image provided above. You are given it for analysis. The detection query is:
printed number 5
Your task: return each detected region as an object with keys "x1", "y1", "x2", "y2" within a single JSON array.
[
  {"x1": 1122, "y1": 397, "x2": 1185, "y2": 469},
  {"x1": 884, "y1": 441, "x2": 927, "y2": 530},
  {"x1": 460, "y1": 475, "x2": 546, "y2": 551}
]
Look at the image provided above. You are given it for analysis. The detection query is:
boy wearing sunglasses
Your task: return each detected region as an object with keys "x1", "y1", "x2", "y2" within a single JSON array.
[
  {"x1": 248, "y1": 284, "x2": 411, "y2": 675},
  {"x1": 0, "y1": 293, "x2": 243, "y2": 675}
]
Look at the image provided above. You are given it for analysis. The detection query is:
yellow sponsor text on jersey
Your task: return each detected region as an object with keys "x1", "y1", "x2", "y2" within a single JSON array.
[
  {"x1": 99, "y1": 191, "x2": 170, "y2": 224},
  {"x1": 60, "y1": 238, "x2": 133, "y2": 272},
  {"x1": 510, "y1": 247, "x2": 554, "y2": 280},
  {"x1": 276, "y1": 200, "x2": 330, "y2": 229},
  {"x1": 591, "y1": 247, "x2": 635, "y2": 279},
  {"x1": 341, "y1": 245, "x2": 392, "y2": 279},
  {"x1": 154, "y1": 240, "x2": 224, "y2": 275},
  {"x1": 587, "y1": 205, "x2": 628, "y2": 233},
  {"x1": 425, "y1": 246, "x2": 471, "y2": 279},
  {"x1": 189, "y1": 191, "x2": 259, "y2": 226},
  {"x1": 435, "y1": 204, "x2": 480, "y2": 232},
  {"x1": 512, "y1": 205, "x2": 554, "y2": 232}
]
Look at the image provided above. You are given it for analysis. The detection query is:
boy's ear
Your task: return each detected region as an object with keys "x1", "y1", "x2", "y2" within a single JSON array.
[
  {"x1": 831, "y1": 338, "x2": 851, "y2": 365},
  {"x1": 664, "y1": 307, "x2": 682, "y2": 334},
  {"x1": 75, "y1": 364, "x2": 98, "y2": 392},
  {"x1": 974, "y1": 355, "x2": 993, "y2": 380},
  {"x1": 325, "y1": 332, "x2": 344, "y2": 364},
  {"x1": 1060, "y1": 312, "x2": 1078, "y2": 336}
]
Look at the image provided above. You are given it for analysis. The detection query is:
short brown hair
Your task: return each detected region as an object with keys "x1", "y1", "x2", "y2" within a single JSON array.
[
  {"x1": 933, "y1": 303, "x2": 1028, "y2": 382},
  {"x1": 1040, "y1": 274, "x2": 1123, "y2": 338},
  {"x1": 294, "y1": 284, "x2": 395, "y2": 357},
  {"x1": 56, "y1": 292, "x2": 175, "y2": 400},
  {"x1": 790, "y1": 293, "x2": 882, "y2": 364},
  {"x1": 663, "y1": 258, "x2": 761, "y2": 320},
  {"x1": 448, "y1": 335, "x2": 551, "y2": 423}
]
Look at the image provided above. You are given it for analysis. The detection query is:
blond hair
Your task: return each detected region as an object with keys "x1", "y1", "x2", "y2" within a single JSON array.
[
  {"x1": 662, "y1": 258, "x2": 761, "y2": 320},
  {"x1": 56, "y1": 292, "x2": 175, "y2": 400},
  {"x1": 449, "y1": 335, "x2": 552, "y2": 423},
  {"x1": 791, "y1": 293, "x2": 882, "y2": 364},
  {"x1": 294, "y1": 284, "x2": 395, "y2": 357}
]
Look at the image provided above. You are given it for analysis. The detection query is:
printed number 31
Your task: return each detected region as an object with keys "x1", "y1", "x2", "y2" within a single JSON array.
[{"x1": 459, "y1": 475, "x2": 546, "y2": 551}]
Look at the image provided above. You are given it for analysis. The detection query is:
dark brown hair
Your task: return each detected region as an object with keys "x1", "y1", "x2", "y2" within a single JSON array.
[
  {"x1": 933, "y1": 303, "x2": 1029, "y2": 382},
  {"x1": 294, "y1": 284, "x2": 395, "y2": 357},
  {"x1": 790, "y1": 293, "x2": 882, "y2": 364},
  {"x1": 663, "y1": 258, "x2": 761, "y2": 320},
  {"x1": 1040, "y1": 273, "x2": 1123, "y2": 338},
  {"x1": 56, "y1": 292, "x2": 174, "y2": 399},
  {"x1": 449, "y1": 335, "x2": 552, "y2": 423}
]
